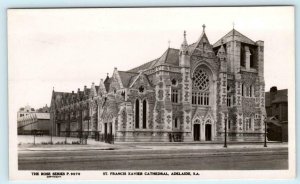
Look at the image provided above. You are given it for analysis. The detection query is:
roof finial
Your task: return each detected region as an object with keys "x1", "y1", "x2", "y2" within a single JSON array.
[
  {"x1": 232, "y1": 21, "x2": 235, "y2": 29},
  {"x1": 202, "y1": 24, "x2": 206, "y2": 32},
  {"x1": 107, "y1": 73, "x2": 109, "y2": 77},
  {"x1": 168, "y1": 40, "x2": 171, "y2": 48},
  {"x1": 184, "y1": 30, "x2": 186, "y2": 38},
  {"x1": 52, "y1": 86, "x2": 54, "y2": 91}
]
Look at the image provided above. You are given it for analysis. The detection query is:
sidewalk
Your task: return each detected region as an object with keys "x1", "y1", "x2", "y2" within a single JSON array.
[{"x1": 19, "y1": 141, "x2": 288, "y2": 152}]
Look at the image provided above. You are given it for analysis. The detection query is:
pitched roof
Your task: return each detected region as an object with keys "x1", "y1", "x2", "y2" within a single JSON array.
[
  {"x1": 35, "y1": 113, "x2": 50, "y2": 120},
  {"x1": 151, "y1": 48, "x2": 180, "y2": 67},
  {"x1": 265, "y1": 89, "x2": 288, "y2": 107},
  {"x1": 128, "y1": 48, "x2": 180, "y2": 73},
  {"x1": 95, "y1": 85, "x2": 99, "y2": 93},
  {"x1": 104, "y1": 77, "x2": 111, "y2": 92},
  {"x1": 118, "y1": 71, "x2": 138, "y2": 88},
  {"x1": 128, "y1": 59, "x2": 157, "y2": 73},
  {"x1": 213, "y1": 29, "x2": 256, "y2": 48},
  {"x1": 272, "y1": 89, "x2": 288, "y2": 103}
]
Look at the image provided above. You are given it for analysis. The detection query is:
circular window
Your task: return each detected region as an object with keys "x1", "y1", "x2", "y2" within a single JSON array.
[
  {"x1": 139, "y1": 86, "x2": 144, "y2": 93},
  {"x1": 193, "y1": 69, "x2": 209, "y2": 91}
]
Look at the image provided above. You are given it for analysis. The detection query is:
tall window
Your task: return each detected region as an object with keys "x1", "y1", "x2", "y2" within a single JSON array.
[
  {"x1": 174, "y1": 117, "x2": 178, "y2": 128},
  {"x1": 244, "y1": 118, "x2": 253, "y2": 131},
  {"x1": 242, "y1": 84, "x2": 244, "y2": 96},
  {"x1": 227, "y1": 95, "x2": 232, "y2": 107},
  {"x1": 250, "y1": 49, "x2": 254, "y2": 68},
  {"x1": 240, "y1": 46, "x2": 245, "y2": 67},
  {"x1": 142, "y1": 100, "x2": 147, "y2": 129},
  {"x1": 171, "y1": 89, "x2": 179, "y2": 103},
  {"x1": 192, "y1": 68, "x2": 210, "y2": 106},
  {"x1": 135, "y1": 99, "x2": 139, "y2": 129}
]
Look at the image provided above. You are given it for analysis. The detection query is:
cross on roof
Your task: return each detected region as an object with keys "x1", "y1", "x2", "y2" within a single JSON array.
[{"x1": 202, "y1": 24, "x2": 206, "y2": 32}]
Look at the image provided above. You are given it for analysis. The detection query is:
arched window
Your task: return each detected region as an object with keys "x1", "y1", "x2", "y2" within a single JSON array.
[
  {"x1": 135, "y1": 99, "x2": 139, "y2": 129},
  {"x1": 250, "y1": 49, "x2": 254, "y2": 68},
  {"x1": 142, "y1": 100, "x2": 147, "y2": 129},
  {"x1": 171, "y1": 89, "x2": 179, "y2": 103},
  {"x1": 242, "y1": 84, "x2": 244, "y2": 96},
  {"x1": 192, "y1": 68, "x2": 210, "y2": 106},
  {"x1": 250, "y1": 85, "x2": 253, "y2": 97}
]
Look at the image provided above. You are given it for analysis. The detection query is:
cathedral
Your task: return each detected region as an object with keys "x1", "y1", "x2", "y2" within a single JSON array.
[{"x1": 50, "y1": 25, "x2": 266, "y2": 142}]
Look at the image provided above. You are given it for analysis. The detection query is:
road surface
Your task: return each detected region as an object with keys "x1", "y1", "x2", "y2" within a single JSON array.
[{"x1": 18, "y1": 147, "x2": 288, "y2": 170}]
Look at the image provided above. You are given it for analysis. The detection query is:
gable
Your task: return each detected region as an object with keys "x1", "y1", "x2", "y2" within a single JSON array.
[
  {"x1": 129, "y1": 73, "x2": 153, "y2": 91},
  {"x1": 190, "y1": 33, "x2": 215, "y2": 58},
  {"x1": 118, "y1": 71, "x2": 138, "y2": 88},
  {"x1": 213, "y1": 29, "x2": 256, "y2": 48},
  {"x1": 108, "y1": 69, "x2": 124, "y2": 92},
  {"x1": 98, "y1": 79, "x2": 107, "y2": 96}
]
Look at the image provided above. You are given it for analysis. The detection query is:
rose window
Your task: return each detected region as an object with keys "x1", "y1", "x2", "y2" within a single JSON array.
[
  {"x1": 193, "y1": 69, "x2": 209, "y2": 91},
  {"x1": 192, "y1": 68, "x2": 210, "y2": 106}
]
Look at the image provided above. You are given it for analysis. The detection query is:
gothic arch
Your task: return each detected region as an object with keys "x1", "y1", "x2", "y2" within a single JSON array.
[{"x1": 191, "y1": 62, "x2": 217, "y2": 82}]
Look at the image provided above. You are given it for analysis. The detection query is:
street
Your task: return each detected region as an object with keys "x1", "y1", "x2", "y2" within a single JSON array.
[{"x1": 18, "y1": 146, "x2": 288, "y2": 170}]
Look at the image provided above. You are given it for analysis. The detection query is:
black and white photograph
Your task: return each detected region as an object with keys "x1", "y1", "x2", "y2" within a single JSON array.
[{"x1": 8, "y1": 7, "x2": 295, "y2": 180}]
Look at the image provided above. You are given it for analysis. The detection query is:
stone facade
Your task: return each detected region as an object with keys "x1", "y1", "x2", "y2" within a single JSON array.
[{"x1": 50, "y1": 26, "x2": 265, "y2": 142}]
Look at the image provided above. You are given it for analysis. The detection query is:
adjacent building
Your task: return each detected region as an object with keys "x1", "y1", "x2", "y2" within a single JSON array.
[
  {"x1": 50, "y1": 26, "x2": 266, "y2": 142},
  {"x1": 17, "y1": 105, "x2": 51, "y2": 135},
  {"x1": 17, "y1": 105, "x2": 35, "y2": 120},
  {"x1": 265, "y1": 87, "x2": 288, "y2": 142}
]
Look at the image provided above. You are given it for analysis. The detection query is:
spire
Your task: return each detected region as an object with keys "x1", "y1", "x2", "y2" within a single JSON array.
[
  {"x1": 105, "y1": 73, "x2": 109, "y2": 80},
  {"x1": 202, "y1": 24, "x2": 206, "y2": 33},
  {"x1": 180, "y1": 30, "x2": 188, "y2": 55}
]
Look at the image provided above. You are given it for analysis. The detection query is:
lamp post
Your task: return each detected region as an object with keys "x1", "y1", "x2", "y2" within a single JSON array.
[
  {"x1": 224, "y1": 114, "x2": 227, "y2": 148},
  {"x1": 33, "y1": 130, "x2": 36, "y2": 145},
  {"x1": 264, "y1": 116, "x2": 267, "y2": 147},
  {"x1": 50, "y1": 117, "x2": 53, "y2": 144}
]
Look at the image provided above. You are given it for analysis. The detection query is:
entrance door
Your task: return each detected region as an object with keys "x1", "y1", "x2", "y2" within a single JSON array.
[
  {"x1": 109, "y1": 123, "x2": 113, "y2": 135},
  {"x1": 193, "y1": 124, "x2": 200, "y2": 141},
  {"x1": 205, "y1": 124, "x2": 212, "y2": 141},
  {"x1": 57, "y1": 124, "x2": 61, "y2": 136},
  {"x1": 104, "y1": 123, "x2": 107, "y2": 137}
]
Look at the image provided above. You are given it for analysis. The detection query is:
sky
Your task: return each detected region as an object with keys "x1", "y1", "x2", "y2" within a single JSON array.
[{"x1": 8, "y1": 7, "x2": 294, "y2": 112}]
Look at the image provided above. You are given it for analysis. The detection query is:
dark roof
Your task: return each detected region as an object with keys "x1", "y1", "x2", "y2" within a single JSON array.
[
  {"x1": 151, "y1": 48, "x2": 180, "y2": 67},
  {"x1": 128, "y1": 48, "x2": 180, "y2": 73},
  {"x1": 104, "y1": 77, "x2": 111, "y2": 92},
  {"x1": 128, "y1": 59, "x2": 157, "y2": 73},
  {"x1": 213, "y1": 29, "x2": 256, "y2": 48},
  {"x1": 118, "y1": 71, "x2": 138, "y2": 87},
  {"x1": 95, "y1": 85, "x2": 99, "y2": 93},
  {"x1": 272, "y1": 89, "x2": 288, "y2": 103},
  {"x1": 265, "y1": 89, "x2": 288, "y2": 107}
]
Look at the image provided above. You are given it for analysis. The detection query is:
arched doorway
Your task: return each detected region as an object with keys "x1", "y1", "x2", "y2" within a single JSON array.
[
  {"x1": 193, "y1": 124, "x2": 200, "y2": 141},
  {"x1": 205, "y1": 124, "x2": 212, "y2": 141}
]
